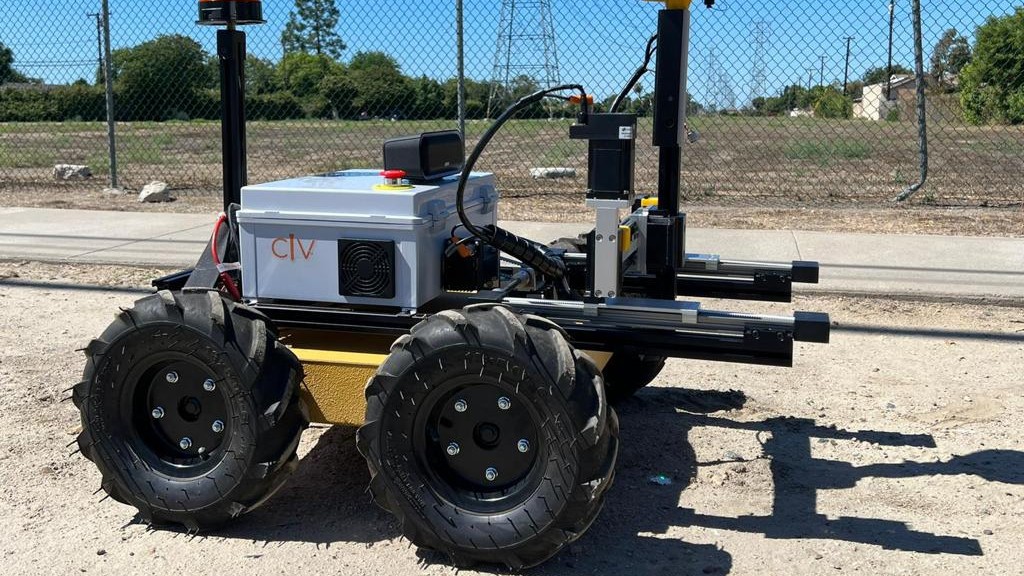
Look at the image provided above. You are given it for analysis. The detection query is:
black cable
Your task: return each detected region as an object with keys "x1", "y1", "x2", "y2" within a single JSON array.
[
  {"x1": 611, "y1": 34, "x2": 658, "y2": 113},
  {"x1": 455, "y1": 84, "x2": 589, "y2": 280}
]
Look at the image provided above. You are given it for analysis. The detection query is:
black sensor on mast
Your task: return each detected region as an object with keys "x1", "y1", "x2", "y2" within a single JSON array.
[
  {"x1": 197, "y1": 0, "x2": 265, "y2": 27},
  {"x1": 196, "y1": 0, "x2": 264, "y2": 212}
]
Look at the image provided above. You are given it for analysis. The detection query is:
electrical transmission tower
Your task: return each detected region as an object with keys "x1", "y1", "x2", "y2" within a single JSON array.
[
  {"x1": 487, "y1": 0, "x2": 561, "y2": 117},
  {"x1": 709, "y1": 49, "x2": 737, "y2": 113},
  {"x1": 750, "y1": 21, "x2": 770, "y2": 106}
]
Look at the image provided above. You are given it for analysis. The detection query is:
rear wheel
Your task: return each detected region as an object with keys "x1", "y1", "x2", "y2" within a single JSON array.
[
  {"x1": 73, "y1": 290, "x2": 308, "y2": 531},
  {"x1": 357, "y1": 305, "x2": 618, "y2": 569},
  {"x1": 602, "y1": 352, "x2": 667, "y2": 404}
]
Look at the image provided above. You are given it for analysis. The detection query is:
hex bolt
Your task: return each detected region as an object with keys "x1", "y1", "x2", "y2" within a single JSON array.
[
  {"x1": 485, "y1": 467, "x2": 498, "y2": 482},
  {"x1": 212, "y1": 420, "x2": 225, "y2": 433},
  {"x1": 165, "y1": 371, "x2": 179, "y2": 384},
  {"x1": 497, "y1": 397, "x2": 511, "y2": 410},
  {"x1": 178, "y1": 437, "x2": 192, "y2": 450},
  {"x1": 203, "y1": 379, "x2": 216, "y2": 392},
  {"x1": 517, "y1": 439, "x2": 530, "y2": 453},
  {"x1": 446, "y1": 442, "x2": 460, "y2": 456},
  {"x1": 454, "y1": 399, "x2": 468, "y2": 413},
  {"x1": 151, "y1": 406, "x2": 165, "y2": 419}
]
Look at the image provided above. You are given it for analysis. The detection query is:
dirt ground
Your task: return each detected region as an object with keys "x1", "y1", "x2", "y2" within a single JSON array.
[{"x1": 0, "y1": 266, "x2": 1022, "y2": 575}]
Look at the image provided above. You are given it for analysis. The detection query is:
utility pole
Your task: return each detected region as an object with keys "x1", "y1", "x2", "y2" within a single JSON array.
[
  {"x1": 87, "y1": 13, "x2": 103, "y2": 83},
  {"x1": 806, "y1": 67, "x2": 815, "y2": 89},
  {"x1": 819, "y1": 54, "x2": 827, "y2": 87},
  {"x1": 455, "y1": 0, "x2": 465, "y2": 145},
  {"x1": 101, "y1": 0, "x2": 118, "y2": 189},
  {"x1": 887, "y1": 0, "x2": 895, "y2": 99},
  {"x1": 843, "y1": 36, "x2": 855, "y2": 95}
]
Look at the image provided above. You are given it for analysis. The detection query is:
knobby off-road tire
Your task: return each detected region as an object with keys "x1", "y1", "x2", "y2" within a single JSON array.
[
  {"x1": 357, "y1": 304, "x2": 618, "y2": 569},
  {"x1": 601, "y1": 352, "x2": 668, "y2": 404},
  {"x1": 73, "y1": 290, "x2": 308, "y2": 531}
]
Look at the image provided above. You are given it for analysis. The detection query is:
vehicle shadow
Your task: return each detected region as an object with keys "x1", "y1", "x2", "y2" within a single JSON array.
[
  {"x1": 195, "y1": 383, "x2": 1021, "y2": 573},
  {"x1": 623, "y1": 385, "x2": 1024, "y2": 562},
  {"x1": 215, "y1": 424, "x2": 399, "y2": 547}
]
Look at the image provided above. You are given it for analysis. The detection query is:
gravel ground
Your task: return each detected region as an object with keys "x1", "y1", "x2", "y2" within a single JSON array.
[{"x1": 0, "y1": 270, "x2": 1022, "y2": 575}]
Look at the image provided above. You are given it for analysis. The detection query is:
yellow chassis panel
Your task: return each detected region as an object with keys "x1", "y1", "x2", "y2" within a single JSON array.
[{"x1": 286, "y1": 329, "x2": 612, "y2": 426}]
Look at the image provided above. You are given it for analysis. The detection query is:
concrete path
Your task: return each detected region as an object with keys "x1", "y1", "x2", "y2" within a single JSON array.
[{"x1": 1, "y1": 207, "x2": 1021, "y2": 301}]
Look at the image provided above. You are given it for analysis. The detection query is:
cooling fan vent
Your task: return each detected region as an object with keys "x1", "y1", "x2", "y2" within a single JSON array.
[{"x1": 338, "y1": 239, "x2": 395, "y2": 298}]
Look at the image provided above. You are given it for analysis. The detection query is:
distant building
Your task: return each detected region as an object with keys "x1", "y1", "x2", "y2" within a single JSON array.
[{"x1": 853, "y1": 75, "x2": 915, "y2": 120}]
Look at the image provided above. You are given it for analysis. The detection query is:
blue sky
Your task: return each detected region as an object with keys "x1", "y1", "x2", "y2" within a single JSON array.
[{"x1": 2, "y1": 0, "x2": 1018, "y2": 107}]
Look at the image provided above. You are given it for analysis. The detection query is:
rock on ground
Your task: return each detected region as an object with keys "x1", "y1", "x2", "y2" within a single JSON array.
[
  {"x1": 138, "y1": 181, "x2": 172, "y2": 203},
  {"x1": 52, "y1": 165, "x2": 92, "y2": 181},
  {"x1": 530, "y1": 167, "x2": 576, "y2": 179}
]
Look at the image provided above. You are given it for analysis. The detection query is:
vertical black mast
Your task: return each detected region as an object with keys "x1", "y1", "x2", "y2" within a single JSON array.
[
  {"x1": 650, "y1": 2, "x2": 693, "y2": 299},
  {"x1": 197, "y1": 0, "x2": 265, "y2": 213}
]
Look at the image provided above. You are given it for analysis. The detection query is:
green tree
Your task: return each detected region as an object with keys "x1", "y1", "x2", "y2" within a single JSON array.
[
  {"x1": 813, "y1": 87, "x2": 853, "y2": 119},
  {"x1": 0, "y1": 41, "x2": 32, "y2": 84},
  {"x1": 960, "y1": 8, "x2": 1024, "y2": 124},
  {"x1": 320, "y1": 73, "x2": 357, "y2": 118},
  {"x1": 409, "y1": 76, "x2": 444, "y2": 119},
  {"x1": 281, "y1": 0, "x2": 346, "y2": 59},
  {"x1": 862, "y1": 64, "x2": 914, "y2": 86},
  {"x1": 111, "y1": 35, "x2": 213, "y2": 120},
  {"x1": 246, "y1": 57, "x2": 280, "y2": 95},
  {"x1": 277, "y1": 52, "x2": 343, "y2": 96},
  {"x1": 931, "y1": 28, "x2": 972, "y2": 87},
  {"x1": 441, "y1": 78, "x2": 492, "y2": 118},
  {"x1": 348, "y1": 51, "x2": 411, "y2": 117}
]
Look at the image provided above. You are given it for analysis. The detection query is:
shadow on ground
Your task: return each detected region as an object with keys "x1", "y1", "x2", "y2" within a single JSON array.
[
  {"x1": 216, "y1": 424, "x2": 398, "y2": 547},
  {"x1": 149, "y1": 386, "x2": 1023, "y2": 574}
]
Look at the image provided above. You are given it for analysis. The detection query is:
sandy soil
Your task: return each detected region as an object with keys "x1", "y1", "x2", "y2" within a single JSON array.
[{"x1": 0, "y1": 271, "x2": 1022, "y2": 575}]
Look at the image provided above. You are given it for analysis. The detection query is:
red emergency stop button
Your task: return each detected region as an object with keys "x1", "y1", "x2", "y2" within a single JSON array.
[{"x1": 374, "y1": 169, "x2": 413, "y2": 191}]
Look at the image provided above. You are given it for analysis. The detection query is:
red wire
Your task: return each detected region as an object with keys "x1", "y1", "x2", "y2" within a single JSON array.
[{"x1": 211, "y1": 213, "x2": 242, "y2": 301}]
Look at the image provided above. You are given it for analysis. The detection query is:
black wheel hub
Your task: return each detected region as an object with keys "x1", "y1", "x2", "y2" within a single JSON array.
[
  {"x1": 132, "y1": 358, "x2": 229, "y2": 467},
  {"x1": 427, "y1": 382, "x2": 538, "y2": 492}
]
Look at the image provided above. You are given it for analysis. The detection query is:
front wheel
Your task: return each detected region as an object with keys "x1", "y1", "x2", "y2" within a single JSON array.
[
  {"x1": 357, "y1": 305, "x2": 618, "y2": 569},
  {"x1": 73, "y1": 290, "x2": 308, "y2": 531}
]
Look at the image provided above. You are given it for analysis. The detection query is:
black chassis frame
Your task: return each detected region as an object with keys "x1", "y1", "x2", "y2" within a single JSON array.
[{"x1": 163, "y1": 5, "x2": 830, "y2": 370}]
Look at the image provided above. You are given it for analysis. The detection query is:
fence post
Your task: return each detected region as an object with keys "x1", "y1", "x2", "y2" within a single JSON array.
[
  {"x1": 456, "y1": 0, "x2": 466, "y2": 147},
  {"x1": 894, "y1": 0, "x2": 929, "y2": 202},
  {"x1": 101, "y1": 0, "x2": 118, "y2": 189}
]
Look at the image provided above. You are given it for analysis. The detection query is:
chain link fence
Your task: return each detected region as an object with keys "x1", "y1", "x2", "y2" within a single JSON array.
[{"x1": 1, "y1": 0, "x2": 1022, "y2": 211}]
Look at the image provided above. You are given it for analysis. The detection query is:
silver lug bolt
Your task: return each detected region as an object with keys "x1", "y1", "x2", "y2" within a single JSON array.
[
  {"x1": 446, "y1": 442, "x2": 460, "y2": 456},
  {"x1": 203, "y1": 379, "x2": 216, "y2": 392},
  {"x1": 151, "y1": 406, "x2": 165, "y2": 419},
  {"x1": 212, "y1": 420, "x2": 225, "y2": 433},
  {"x1": 178, "y1": 437, "x2": 192, "y2": 450},
  {"x1": 497, "y1": 397, "x2": 511, "y2": 410},
  {"x1": 484, "y1": 467, "x2": 498, "y2": 482},
  {"x1": 517, "y1": 439, "x2": 530, "y2": 453},
  {"x1": 454, "y1": 399, "x2": 468, "y2": 413},
  {"x1": 165, "y1": 371, "x2": 179, "y2": 384}
]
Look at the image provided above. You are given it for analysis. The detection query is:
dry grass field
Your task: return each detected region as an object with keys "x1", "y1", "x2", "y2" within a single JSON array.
[{"x1": 1, "y1": 117, "x2": 1021, "y2": 234}]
